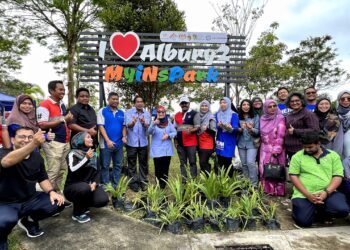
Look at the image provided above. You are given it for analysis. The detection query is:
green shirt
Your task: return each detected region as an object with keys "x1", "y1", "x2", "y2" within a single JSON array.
[{"x1": 289, "y1": 148, "x2": 343, "y2": 199}]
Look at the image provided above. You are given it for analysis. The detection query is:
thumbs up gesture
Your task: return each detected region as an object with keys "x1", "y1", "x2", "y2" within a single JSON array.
[
  {"x1": 47, "y1": 128, "x2": 55, "y2": 141},
  {"x1": 288, "y1": 124, "x2": 294, "y2": 135},
  {"x1": 33, "y1": 129, "x2": 46, "y2": 146}
]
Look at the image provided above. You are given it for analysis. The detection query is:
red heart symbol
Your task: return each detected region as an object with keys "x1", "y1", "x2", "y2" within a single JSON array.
[{"x1": 110, "y1": 32, "x2": 140, "y2": 61}]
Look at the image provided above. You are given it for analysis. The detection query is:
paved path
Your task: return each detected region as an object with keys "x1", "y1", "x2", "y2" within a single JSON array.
[{"x1": 15, "y1": 207, "x2": 350, "y2": 250}]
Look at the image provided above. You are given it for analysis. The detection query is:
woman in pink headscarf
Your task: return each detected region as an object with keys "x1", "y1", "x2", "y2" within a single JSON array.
[{"x1": 259, "y1": 99, "x2": 286, "y2": 196}]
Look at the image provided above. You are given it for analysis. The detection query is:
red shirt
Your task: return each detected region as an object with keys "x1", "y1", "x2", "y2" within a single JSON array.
[
  {"x1": 199, "y1": 131, "x2": 214, "y2": 150},
  {"x1": 174, "y1": 111, "x2": 197, "y2": 147}
]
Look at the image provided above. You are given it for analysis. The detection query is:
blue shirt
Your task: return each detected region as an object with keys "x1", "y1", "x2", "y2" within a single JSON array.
[
  {"x1": 148, "y1": 121, "x2": 176, "y2": 158},
  {"x1": 124, "y1": 107, "x2": 151, "y2": 147},
  {"x1": 306, "y1": 104, "x2": 316, "y2": 112},
  {"x1": 97, "y1": 106, "x2": 124, "y2": 148},
  {"x1": 215, "y1": 113, "x2": 239, "y2": 158}
]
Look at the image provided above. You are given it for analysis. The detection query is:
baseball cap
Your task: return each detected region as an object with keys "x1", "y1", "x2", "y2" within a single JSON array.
[{"x1": 179, "y1": 96, "x2": 190, "y2": 104}]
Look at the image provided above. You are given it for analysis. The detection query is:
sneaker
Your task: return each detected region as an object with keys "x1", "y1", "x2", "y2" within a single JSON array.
[
  {"x1": 17, "y1": 217, "x2": 44, "y2": 238},
  {"x1": 72, "y1": 213, "x2": 91, "y2": 223},
  {"x1": 64, "y1": 200, "x2": 73, "y2": 208}
]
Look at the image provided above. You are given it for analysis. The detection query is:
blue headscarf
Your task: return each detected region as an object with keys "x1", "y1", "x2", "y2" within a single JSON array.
[
  {"x1": 217, "y1": 97, "x2": 233, "y2": 124},
  {"x1": 70, "y1": 132, "x2": 97, "y2": 170}
]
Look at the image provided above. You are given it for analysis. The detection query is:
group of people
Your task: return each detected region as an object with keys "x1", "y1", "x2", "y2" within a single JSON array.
[{"x1": 1, "y1": 80, "x2": 350, "y2": 249}]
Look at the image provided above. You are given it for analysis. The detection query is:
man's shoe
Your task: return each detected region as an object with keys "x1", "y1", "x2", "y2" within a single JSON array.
[
  {"x1": 17, "y1": 217, "x2": 44, "y2": 238},
  {"x1": 72, "y1": 213, "x2": 90, "y2": 223}
]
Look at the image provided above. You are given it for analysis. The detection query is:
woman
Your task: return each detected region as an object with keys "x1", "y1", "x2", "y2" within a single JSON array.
[
  {"x1": 6, "y1": 95, "x2": 37, "y2": 137},
  {"x1": 215, "y1": 97, "x2": 239, "y2": 175},
  {"x1": 237, "y1": 99, "x2": 260, "y2": 187},
  {"x1": 259, "y1": 100, "x2": 286, "y2": 196},
  {"x1": 336, "y1": 90, "x2": 350, "y2": 158},
  {"x1": 252, "y1": 97, "x2": 263, "y2": 117},
  {"x1": 64, "y1": 132, "x2": 109, "y2": 223},
  {"x1": 194, "y1": 100, "x2": 216, "y2": 174},
  {"x1": 314, "y1": 97, "x2": 341, "y2": 154},
  {"x1": 148, "y1": 106, "x2": 176, "y2": 189},
  {"x1": 285, "y1": 92, "x2": 319, "y2": 159}
]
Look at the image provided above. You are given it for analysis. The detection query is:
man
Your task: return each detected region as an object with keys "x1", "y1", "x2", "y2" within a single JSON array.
[
  {"x1": 68, "y1": 87, "x2": 98, "y2": 148},
  {"x1": 289, "y1": 132, "x2": 349, "y2": 228},
  {"x1": 276, "y1": 86, "x2": 291, "y2": 116},
  {"x1": 304, "y1": 86, "x2": 318, "y2": 111},
  {"x1": 37, "y1": 80, "x2": 73, "y2": 195},
  {"x1": 174, "y1": 96, "x2": 199, "y2": 183},
  {"x1": 97, "y1": 92, "x2": 125, "y2": 188},
  {"x1": 124, "y1": 96, "x2": 150, "y2": 192},
  {"x1": 0, "y1": 127, "x2": 65, "y2": 249}
]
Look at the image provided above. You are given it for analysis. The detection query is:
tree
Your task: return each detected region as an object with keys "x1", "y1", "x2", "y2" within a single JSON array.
[
  {"x1": 184, "y1": 83, "x2": 224, "y2": 104},
  {"x1": 7, "y1": 0, "x2": 100, "y2": 106},
  {"x1": 211, "y1": 0, "x2": 268, "y2": 106},
  {"x1": 1, "y1": 78, "x2": 45, "y2": 100},
  {"x1": 0, "y1": 4, "x2": 31, "y2": 80},
  {"x1": 245, "y1": 22, "x2": 297, "y2": 98},
  {"x1": 96, "y1": 0, "x2": 186, "y2": 110},
  {"x1": 287, "y1": 35, "x2": 349, "y2": 90}
]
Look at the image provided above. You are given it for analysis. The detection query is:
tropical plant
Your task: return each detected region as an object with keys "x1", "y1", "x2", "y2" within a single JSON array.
[
  {"x1": 219, "y1": 166, "x2": 241, "y2": 198},
  {"x1": 104, "y1": 176, "x2": 131, "y2": 199},
  {"x1": 158, "y1": 202, "x2": 185, "y2": 233},
  {"x1": 185, "y1": 201, "x2": 207, "y2": 220},
  {"x1": 196, "y1": 171, "x2": 221, "y2": 200},
  {"x1": 225, "y1": 201, "x2": 243, "y2": 219},
  {"x1": 183, "y1": 178, "x2": 199, "y2": 204},
  {"x1": 240, "y1": 193, "x2": 258, "y2": 219},
  {"x1": 135, "y1": 180, "x2": 165, "y2": 213},
  {"x1": 258, "y1": 201, "x2": 277, "y2": 221}
]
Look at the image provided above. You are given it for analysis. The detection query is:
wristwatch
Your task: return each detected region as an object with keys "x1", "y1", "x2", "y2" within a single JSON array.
[
  {"x1": 324, "y1": 189, "x2": 332, "y2": 196},
  {"x1": 47, "y1": 189, "x2": 56, "y2": 195}
]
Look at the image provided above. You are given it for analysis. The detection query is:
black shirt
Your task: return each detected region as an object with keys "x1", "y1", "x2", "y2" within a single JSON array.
[
  {"x1": 69, "y1": 103, "x2": 98, "y2": 146},
  {"x1": 0, "y1": 148, "x2": 48, "y2": 204}
]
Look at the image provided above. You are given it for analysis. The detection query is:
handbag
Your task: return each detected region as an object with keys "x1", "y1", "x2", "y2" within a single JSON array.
[{"x1": 263, "y1": 155, "x2": 286, "y2": 181}]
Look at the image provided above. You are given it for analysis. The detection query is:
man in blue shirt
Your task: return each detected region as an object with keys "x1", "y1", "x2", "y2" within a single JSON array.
[
  {"x1": 304, "y1": 86, "x2": 317, "y2": 111},
  {"x1": 276, "y1": 86, "x2": 291, "y2": 117},
  {"x1": 97, "y1": 92, "x2": 125, "y2": 188},
  {"x1": 124, "y1": 96, "x2": 151, "y2": 192}
]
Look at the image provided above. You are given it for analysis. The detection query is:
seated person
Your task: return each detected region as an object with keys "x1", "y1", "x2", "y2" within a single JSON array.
[
  {"x1": 0, "y1": 127, "x2": 65, "y2": 249},
  {"x1": 289, "y1": 132, "x2": 350, "y2": 227},
  {"x1": 64, "y1": 132, "x2": 109, "y2": 223}
]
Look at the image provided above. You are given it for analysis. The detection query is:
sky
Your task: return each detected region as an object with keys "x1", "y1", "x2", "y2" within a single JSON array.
[{"x1": 16, "y1": 0, "x2": 350, "y2": 101}]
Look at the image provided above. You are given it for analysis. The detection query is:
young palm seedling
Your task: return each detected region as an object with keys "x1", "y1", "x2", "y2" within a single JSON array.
[
  {"x1": 105, "y1": 176, "x2": 131, "y2": 209},
  {"x1": 158, "y1": 202, "x2": 185, "y2": 234},
  {"x1": 185, "y1": 200, "x2": 207, "y2": 232},
  {"x1": 224, "y1": 200, "x2": 243, "y2": 231},
  {"x1": 196, "y1": 171, "x2": 221, "y2": 209},
  {"x1": 259, "y1": 201, "x2": 280, "y2": 230}
]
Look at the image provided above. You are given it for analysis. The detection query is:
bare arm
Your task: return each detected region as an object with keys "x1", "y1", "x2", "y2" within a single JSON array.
[{"x1": 1, "y1": 126, "x2": 11, "y2": 148}]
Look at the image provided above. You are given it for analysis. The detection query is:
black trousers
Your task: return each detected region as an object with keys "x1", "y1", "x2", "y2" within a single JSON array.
[
  {"x1": 154, "y1": 156, "x2": 171, "y2": 189},
  {"x1": 64, "y1": 182, "x2": 109, "y2": 216},
  {"x1": 216, "y1": 155, "x2": 233, "y2": 176},
  {"x1": 0, "y1": 192, "x2": 64, "y2": 244},
  {"x1": 176, "y1": 145, "x2": 197, "y2": 183},
  {"x1": 126, "y1": 145, "x2": 148, "y2": 188},
  {"x1": 198, "y1": 149, "x2": 214, "y2": 174}
]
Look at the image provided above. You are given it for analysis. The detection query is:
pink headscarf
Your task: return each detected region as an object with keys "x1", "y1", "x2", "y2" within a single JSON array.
[{"x1": 260, "y1": 99, "x2": 284, "y2": 135}]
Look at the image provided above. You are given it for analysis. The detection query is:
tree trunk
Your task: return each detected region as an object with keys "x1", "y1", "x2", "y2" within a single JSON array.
[{"x1": 67, "y1": 45, "x2": 76, "y2": 107}]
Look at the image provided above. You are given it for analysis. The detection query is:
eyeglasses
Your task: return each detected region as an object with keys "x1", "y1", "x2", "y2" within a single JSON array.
[
  {"x1": 267, "y1": 104, "x2": 277, "y2": 108},
  {"x1": 16, "y1": 135, "x2": 34, "y2": 140},
  {"x1": 305, "y1": 91, "x2": 316, "y2": 95},
  {"x1": 341, "y1": 97, "x2": 350, "y2": 102},
  {"x1": 157, "y1": 111, "x2": 165, "y2": 114},
  {"x1": 290, "y1": 99, "x2": 301, "y2": 103}
]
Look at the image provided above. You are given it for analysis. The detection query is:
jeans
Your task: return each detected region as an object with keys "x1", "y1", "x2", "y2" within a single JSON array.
[
  {"x1": 64, "y1": 183, "x2": 109, "y2": 216},
  {"x1": 292, "y1": 192, "x2": 350, "y2": 227},
  {"x1": 126, "y1": 145, "x2": 148, "y2": 187},
  {"x1": 0, "y1": 192, "x2": 65, "y2": 246},
  {"x1": 176, "y1": 145, "x2": 197, "y2": 183},
  {"x1": 100, "y1": 145, "x2": 124, "y2": 188},
  {"x1": 238, "y1": 147, "x2": 258, "y2": 186}
]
